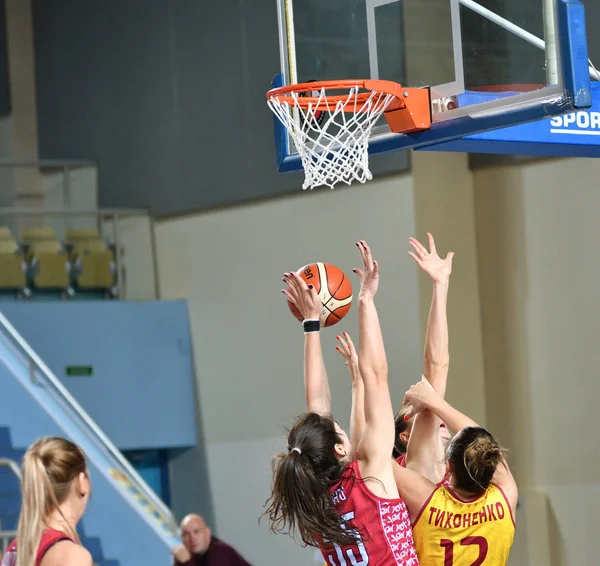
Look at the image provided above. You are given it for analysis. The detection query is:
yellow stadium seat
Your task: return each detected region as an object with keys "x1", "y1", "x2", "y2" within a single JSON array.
[
  {"x1": 66, "y1": 229, "x2": 115, "y2": 291},
  {"x1": 21, "y1": 227, "x2": 70, "y2": 290},
  {"x1": 0, "y1": 226, "x2": 27, "y2": 291}
]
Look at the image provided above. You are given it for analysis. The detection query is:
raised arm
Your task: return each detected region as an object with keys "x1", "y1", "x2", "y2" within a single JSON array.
[
  {"x1": 335, "y1": 332, "x2": 365, "y2": 453},
  {"x1": 405, "y1": 234, "x2": 454, "y2": 482},
  {"x1": 404, "y1": 379, "x2": 518, "y2": 512},
  {"x1": 283, "y1": 271, "x2": 331, "y2": 415},
  {"x1": 353, "y1": 241, "x2": 397, "y2": 496},
  {"x1": 408, "y1": 233, "x2": 453, "y2": 397}
]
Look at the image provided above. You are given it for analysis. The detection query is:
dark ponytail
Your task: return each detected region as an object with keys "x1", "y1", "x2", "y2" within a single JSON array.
[
  {"x1": 392, "y1": 406, "x2": 412, "y2": 458},
  {"x1": 448, "y1": 427, "x2": 505, "y2": 494},
  {"x1": 262, "y1": 412, "x2": 358, "y2": 548}
]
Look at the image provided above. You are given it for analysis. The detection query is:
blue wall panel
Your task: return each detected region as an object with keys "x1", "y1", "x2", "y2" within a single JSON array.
[{"x1": 0, "y1": 300, "x2": 197, "y2": 450}]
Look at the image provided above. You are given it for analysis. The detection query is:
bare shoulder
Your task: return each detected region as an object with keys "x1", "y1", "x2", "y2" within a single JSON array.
[
  {"x1": 357, "y1": 458, "x2": 399, "y2": 499},
  {"x1": 492, "y1": 457, "x2": 519, "y2": 513},
  {"x1": 41, "y1": 541, "x2": 93, "y2": 566}
]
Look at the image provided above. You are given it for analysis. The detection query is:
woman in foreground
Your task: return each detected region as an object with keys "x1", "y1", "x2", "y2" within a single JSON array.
[{"x1": 2, "y1": 436, "x2": 93, "y2": 566}]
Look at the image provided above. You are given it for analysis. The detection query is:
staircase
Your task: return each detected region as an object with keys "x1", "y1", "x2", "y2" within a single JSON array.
[{"x1": 0, "y1": 312, "x2": 180, "y2": 566}]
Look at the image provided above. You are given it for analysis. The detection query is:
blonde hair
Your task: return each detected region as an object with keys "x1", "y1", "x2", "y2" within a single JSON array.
[{"x1": 17, "y1": 437, "x2": 87, "y2": 566}]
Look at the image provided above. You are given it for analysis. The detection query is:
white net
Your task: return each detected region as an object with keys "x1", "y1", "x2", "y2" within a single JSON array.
[{"x1": 267, "y1": 85, "x2": 396, "y2": 190}]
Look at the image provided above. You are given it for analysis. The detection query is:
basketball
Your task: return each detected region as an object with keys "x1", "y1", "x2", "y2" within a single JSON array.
[{"x1": 288, "y1": 263, "x2": 353, "y2": 327}]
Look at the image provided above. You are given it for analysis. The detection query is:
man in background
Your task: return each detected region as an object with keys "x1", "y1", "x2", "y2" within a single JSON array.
[{"x1": 171, "y1": 513, "x2": 252, "y2": 566}]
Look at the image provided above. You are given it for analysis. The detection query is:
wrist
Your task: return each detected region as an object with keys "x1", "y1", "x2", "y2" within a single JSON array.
[
  {"x1": 349, "y1": 366, "x2": 361, "y2": 381},
  {"x1": 433, "y1": 279, "x2": 450, "y2": 289},
  {"x1": 428, "y1": 393, "x2": 446, "y2": 416},
  {"x1": 303, "y1": 319, "x2": 320, "y2": 334}
]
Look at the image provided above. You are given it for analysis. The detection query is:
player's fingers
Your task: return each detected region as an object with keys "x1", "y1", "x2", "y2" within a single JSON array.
[
  {"x1": 353, "y1": 267, "x2": 364, "y2": 279},
  {"x1": 306, "y1": 284, "x2": 319, "y2": 301},
  {"x1": 360, "y1": 240, "x2": 374, "y2": 269},
  {"x1": 335, "y1": 344, "x2": 348, "y2": 359},
  {"x1": 403, "y1": 407, "x2": 416, "y2": 420},
  {"x1": 355, "y1": 241, "x2": 368, "y2": 270},
  {"x1": 283, "y1": 272, "x2": 297, "y2": 290},
  {"x1": 336, "y1": 333, "x2": 350, "y2": 351},
  {"x1": 343, "y1": 331, "x2": 356, "y2": 353},
  {"x1": 281, "y1": 288, "x2": 295, "y2": 303},
  {"x1": 408, "y1": 237, "x2": 427, "y2": 258},
  {"x1": 282, "y1": 274, "x2": 294, "y2": 291},
  {"x1": 408, "y1": 251, "x2": 424, "y2": 268},
  {"x1": 289, "y1": 271, "x2": 309, "y2": 292},
  {"x1": 283, "y1": 274, "x2": 300, "y2": 295},
  {"x1": 427, "y1": 232, "x2": 436, "y2": 254},
  {"x1": 446, "y1": 251, "x2": 455, "y2": 263}
]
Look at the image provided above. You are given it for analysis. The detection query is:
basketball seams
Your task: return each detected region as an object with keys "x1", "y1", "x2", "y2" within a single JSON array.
[
  {"x1": 323, "y1": 270, "x2": 345, "y2": 306},
  {"x1": 326, "y1": 296, "x2": 353, "y2": 310},
  {"x1": 287, "y1": 262, "x2": 352, "y2": 327},
  {"x1": 325, "y1": 311, "x2": 341, "y2": 327},
  {"x1": 316, "y1": 262, "x2": 328, "y2": 300}
]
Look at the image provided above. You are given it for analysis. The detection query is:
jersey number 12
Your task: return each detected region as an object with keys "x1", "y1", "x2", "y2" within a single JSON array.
[{"x1": 440, "y1": 536, "x2": 488, "y2": 566}]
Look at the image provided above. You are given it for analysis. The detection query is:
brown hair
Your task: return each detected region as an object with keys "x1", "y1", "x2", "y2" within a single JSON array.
[
  {"x1": 447, "y1": 427, "x2": 505, "y2": 494},
  {"x1": 262, "y1": 412, "x2": 358, "y2": 548},
  {"x1": 392, "y1": 406, "x2": 412, "y2": 458},
  {"x1": 17, "y1": 437, "x2": 87, "y2": 566}
]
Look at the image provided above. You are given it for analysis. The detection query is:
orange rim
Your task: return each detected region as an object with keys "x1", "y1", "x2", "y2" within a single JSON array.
[{"x1": 267, "y1": 79, "x2": 406, "y2": 110}]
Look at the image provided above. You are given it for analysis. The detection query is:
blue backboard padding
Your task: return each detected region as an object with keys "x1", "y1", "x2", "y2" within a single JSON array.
[
  {"x1": 271, "y1": 0, "x2": 593, "y2": 171},
  {"x1": 419, "y1": 82, "x2": 600, "y2": 157},
  {"x1": 558, "y1": 0, "x2": 592, "y2": 108}
]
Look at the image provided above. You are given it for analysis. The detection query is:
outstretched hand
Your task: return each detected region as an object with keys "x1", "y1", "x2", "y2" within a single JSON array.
[
  {"x1": 336, "y1": 331, "x2": 360, "y2": 377},
  {"x1": 408, "y1": 233, "x2": 454, "y2": 284},
  {"x1": 402, "y1": 376, "x2": 438, "y2": 419},
  {"x1": 354, "y1": 240, "x2": 379, "y2": 300},
  {"x1": 282, "y1": 271, "x2": 322, "y2": 321}
]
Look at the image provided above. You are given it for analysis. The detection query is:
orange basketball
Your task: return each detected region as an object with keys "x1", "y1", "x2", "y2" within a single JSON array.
[{"x1": 288, "y1": 263, "x2": 353, "y2": 327}]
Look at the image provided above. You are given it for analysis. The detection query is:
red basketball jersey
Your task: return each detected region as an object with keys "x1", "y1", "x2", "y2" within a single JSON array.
[
  {"x1": 396, "y1": 453, "x2": 407, "y2": 467},
  {"x1": 1, "y1": 529, "x2": 74, "y2": 566},
  {"x1": 319, "y1": 460, "x2": 419, "y2": 566}
]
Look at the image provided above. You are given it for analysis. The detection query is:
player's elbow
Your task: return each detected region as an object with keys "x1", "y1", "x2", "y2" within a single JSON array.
[
  {"x1": 359, "y1": 363, "x2": 388, "y2": 384},
  {"x1": 305, "y1": 394, "x2": 331, "y2": 416}
]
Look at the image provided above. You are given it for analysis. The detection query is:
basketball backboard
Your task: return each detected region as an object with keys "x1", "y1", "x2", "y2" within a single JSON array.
[{"x1": 270, "y1": 0, "x2": 592, "y2": 174}]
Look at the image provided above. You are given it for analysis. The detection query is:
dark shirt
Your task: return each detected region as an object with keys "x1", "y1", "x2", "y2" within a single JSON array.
[{"x1": 174, "y1": 537, "x2": 251, "y2": 566}]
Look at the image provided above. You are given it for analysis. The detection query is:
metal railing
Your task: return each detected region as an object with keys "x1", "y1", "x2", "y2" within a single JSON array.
[
  {"x1": 458, "y1": 0, "x2": 600, "y2": 81},
  {"x1": 0, "y1": 529, "x2": 17, "y2": 556},
  {"x1": 0, "y1": 207, "x2": 160, "y2": 300},
  {"x1": 0, "y1": 159, "x2": 95, "y2": 209},
  {"x1": 0, "y1": 458, "x2": 21, "y2": 480},
  {"x1": 0, "y1": 312, "x2": 178, "y2": 535},
  {"x1": 0, "y1": 458, "x2": 20, "y2": 556}
]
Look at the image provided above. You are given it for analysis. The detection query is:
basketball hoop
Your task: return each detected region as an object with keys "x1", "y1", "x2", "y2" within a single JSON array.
[{"x1": 266, "y1": 80, "x2": 431, "y2": 190}]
